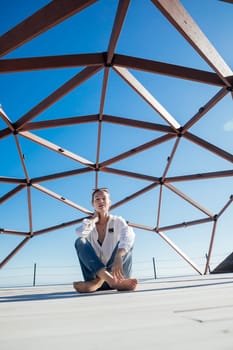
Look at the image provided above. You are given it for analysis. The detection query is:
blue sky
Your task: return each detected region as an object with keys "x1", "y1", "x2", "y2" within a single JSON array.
[{"x1": 0, "y1": 0, "x2": 233, "y2": 286}]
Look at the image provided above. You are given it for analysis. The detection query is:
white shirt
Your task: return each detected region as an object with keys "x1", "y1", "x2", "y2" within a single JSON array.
[{"x1": 76, "y1": 214, "x2": 135, "y2": 265}]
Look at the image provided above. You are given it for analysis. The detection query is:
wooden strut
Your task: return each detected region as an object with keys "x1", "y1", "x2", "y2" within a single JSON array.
[
  {"x1": 204, "y1": 220, "x2": 218, "y2": 275},
  {"x1": 0, "y1": 0, "x2": 98, "y2": 58},
  {"x1": 0, "y1": 237, "x2": 31, "y2": 269}
]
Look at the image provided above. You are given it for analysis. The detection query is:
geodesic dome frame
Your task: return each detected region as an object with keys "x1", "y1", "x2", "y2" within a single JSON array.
[{"x1": 0, "y1": 0, "x2": 233, "y2": 274}]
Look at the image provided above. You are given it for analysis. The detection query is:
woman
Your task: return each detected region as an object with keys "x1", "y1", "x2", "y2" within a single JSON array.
[{"x1": 73, "y1": 188, "x2": 138, "y2": 293}]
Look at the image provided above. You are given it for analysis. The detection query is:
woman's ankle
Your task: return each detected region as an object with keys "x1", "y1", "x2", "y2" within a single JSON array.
[{"x1": 73, "y1": 278, "x2": 104, "y2": 293}]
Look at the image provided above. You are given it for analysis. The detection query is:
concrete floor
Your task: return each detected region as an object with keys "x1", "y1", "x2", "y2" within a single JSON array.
[{"x1": 0, "y1": 274, "x2": 233, "y2": 350}]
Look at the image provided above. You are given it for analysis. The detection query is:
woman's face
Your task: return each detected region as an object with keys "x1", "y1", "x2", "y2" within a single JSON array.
[{"x1": 92, "y1": 190, "x2": 110, "y2": 214}]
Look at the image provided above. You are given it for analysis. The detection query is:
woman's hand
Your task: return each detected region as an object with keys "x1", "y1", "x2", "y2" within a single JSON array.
[
  {"x1": 91, "y1": 211, "x2": 99, "y2": 224},
  {"x1": 112, "y1": 249, "x2": 126, "y2": 280}
]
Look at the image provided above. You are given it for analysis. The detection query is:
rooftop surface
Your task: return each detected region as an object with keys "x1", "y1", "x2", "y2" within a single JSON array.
[{"x1": 1, "y1": 273, "x2": 233, "y2": 349}]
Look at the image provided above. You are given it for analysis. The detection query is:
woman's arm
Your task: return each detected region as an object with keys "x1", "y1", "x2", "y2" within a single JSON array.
[
  {"x1": 112, "y1": 217, "x2": 135, "y2": 279},
  {"x1": 118, "y1": 220, "x2": 135, "y2": 252},
  {"x1": 75, "y1": 212, "x2": 98, "y2": 237}
]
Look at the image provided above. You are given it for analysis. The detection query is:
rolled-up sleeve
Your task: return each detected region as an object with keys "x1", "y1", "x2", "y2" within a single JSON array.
[
  {"x1": 76, "y1": 219, "x2": 95, "y2": 238},
  {"x1": 118, "y1": 217, "x2": 135, "y2": 252}
]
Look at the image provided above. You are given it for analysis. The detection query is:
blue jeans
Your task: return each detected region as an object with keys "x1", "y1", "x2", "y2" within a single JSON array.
[{"x1": 74, "y1": 237, "x2": 133, "y2": 290}]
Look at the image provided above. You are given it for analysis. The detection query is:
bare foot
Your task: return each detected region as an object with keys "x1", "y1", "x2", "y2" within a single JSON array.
[
  {"x1": 96, "y1": 268, "x2": 138, "y2": 292},
  {"x1": 73, "y1": 278, "x2": 104, "y2": 293},
  {"x1": 112, "y1": 278, "x2": 138, "y2": 292}
]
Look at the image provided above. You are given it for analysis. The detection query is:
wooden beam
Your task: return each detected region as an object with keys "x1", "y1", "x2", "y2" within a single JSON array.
[
  {"x1": 33, "y1": 217, "x2": 86, "y2": 236},
  {"x1": 165, "y1": 182, "x2": 214, "y2": 217},
  {"x1": 96, "y1": 68, "x2": 110, "y2": 172},
  {"x1": 126, "y1": 221, "x2": 155, "y2": 232},
  {"x1": 0, "y1": 229, "x2": 30, "y2": 236},
  {"x1": 218, "y1": 195, "x2": 233, "y2": 218},
  {"x1": 107, "y1": 0, "x2": 130, "y2": 64},
  {"x1": 185, "y1": 132, "x2": 233, "y2": 163},
  {"x1": 204, "y1": 220, "x2": 218, "y2": 274},
  {"x1": 0, "y1": 0, "x2": 98, "y2": 57},
  {"x1": 0, "y1": 177, "x2": 26, "y2": 184},
  {"x1": 15, "y1": 65, "x2": 102, "y2": 130},
  {"x1": 156, "y1": 185, "x2": 163, "y2": 229},
  {"x1": 0, "y1": 53, "x2": 105, "y2": 73},
  {"x1": 103, "y1": 114, "x2": 174, "y2": 133},
  {"x1": 156, "y1": 229, "x2": 202, "y2": 274},
  {"x1": 32, "y1": 183, "x2": 92, "y2": 215},
  {"x1": 114, "y1": 66, "x2": 181, "y2": 130},
  {"x1": 166, "y1": 169, "x2": 233, "y2": 183},
  {"x1": 219, "y1": 0, "x2": 233, "y2": 4},
  {"x1": 162, "y1": 137, "x2": 180, "y2": 181},
  {"x1": 151, "y1": 0, "x2": 233, "y2": 86},
  {"x1": 158, "y1": 217, "x2": 213, "y2": 232},
  {"x1": 0, "y1": 107, "x2": 14, "y2": 131},
  {"x1": 0, "y1": 128, "x2": 11, "y2": 140},
  {"x1": 19, "y1": 131, "x2": 95, "y2": 168},
  {"x1": 101, "y1": 167, "x2": 161, "y2": 183},
  {"x1": 0, "y1": 237, "x2": 31, "y2": 268},
  {"x1": 110, "y1": 183, "x2": 159, "y2": 210},
  {"x1": 14, "y1": 134, "x2": 30, "y2": 181},
  {"x1": 183, "y1": 87, "x2": 229, "y2": 132},
  {"x1": 114, "y1": 54, "x2": 226, "y2": 86},
  {"x1": 1, "y1": 52, "x2": 227, "y2": 87},
  {"x1": 21, "y1": 115, "x2": 99, "y2": 131},
  {"x1": 0, "y1": 185, "x2": 25, "y2": 204},
  {"x1": 100, "y1": 134, "x2": 175, "y2": 167},
  {"x1": 32, "y1": 168, "x2": 92, "y2": 183}
]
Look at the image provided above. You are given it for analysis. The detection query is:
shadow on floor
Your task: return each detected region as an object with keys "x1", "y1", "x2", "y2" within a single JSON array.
[{"x1": 1, "y1": 275, "x2": 233, "y2": 303}]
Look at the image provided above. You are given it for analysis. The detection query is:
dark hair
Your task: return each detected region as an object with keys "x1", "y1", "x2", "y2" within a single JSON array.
[{"x1": 92, "y1": 188, "x2": 109, "y2": 203}]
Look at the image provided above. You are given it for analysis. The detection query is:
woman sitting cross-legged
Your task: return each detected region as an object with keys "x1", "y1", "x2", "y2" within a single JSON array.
[{"x1": 73, "y1": 188, "x2": 138, "y2": 293}]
